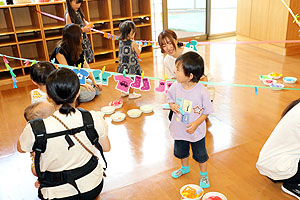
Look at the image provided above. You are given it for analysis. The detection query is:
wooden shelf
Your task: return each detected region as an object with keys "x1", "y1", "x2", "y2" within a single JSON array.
[
  {"x1": 111, "y1": 0, "x2": 131, "y2": 19},
  {"x1": 88, "y1": 0, "x2": 110, "y2": 21},
  {"x1": 0, "y1": 34, "x2": 16, "y2": 47},
  {"x1": 40, "y1": 3, "x2": 65, "y2": 27},
  {"x1": 11, "y1": 6, "x2": 40, "y2": 32},
  {"x1": 44, "y1": 28, "x2": 63, "y2": 39},
  {"x1": 17, "y1": 31, "x2": 43, "y2": 43},
  {"x1": 46, "y1": 38, "x2": 60, "y2": 57},
  {"x1": 43, "y1": 23, "x2": 65, "y2": 30},
  {"x1": 132, "y1": 0, "x2": 151, "y2": 16},
  {"x1": 0, "y1": 8, "x2": 14, "y2": 33},
  {"x1": 19, "y1": 41, "x2": 46, "y2": 61},
  {"x1": 0, "y1": 0, "x2": 152, "y2": 86}
]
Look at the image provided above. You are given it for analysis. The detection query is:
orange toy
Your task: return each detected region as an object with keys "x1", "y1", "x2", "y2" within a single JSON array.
[{"x1": 181, "y1": 186, "x2": 202, "y2": 199}]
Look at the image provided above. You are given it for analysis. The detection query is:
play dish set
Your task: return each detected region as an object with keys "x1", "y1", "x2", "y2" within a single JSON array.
[
  {"x1": 180, "y1": 184, "x2": 204, "y2": 200},
  {"x1": 259, "y1": 72, "x2": 299, "y2": 90},
  {"x1": 283, "y1": 77, "x2": 297, "y2": 84},
  {"x1": 127, "y1": 109, "x2": 143, "y2": 118},
  {"x1": 180, "y1": 184, "x2": 227, "y2": 200},
  {"x1": 100, "y1": 104, "x2": 154, "y2": 122},
  {"x1": 270, "y1": 83, "x2": 284, "y2": 90},
  {"x1": 202, "y1": 192, "x2": 227, "y2": 200},
  {"x1": 100, "y1": 106, "x2": 115, "y2": 115},
  {"x1": 111, "y1": 112, "x2": 126, "y2": 122},
  {"x1": 140, "y1": 104, "x2": 154, "y2": 113}
]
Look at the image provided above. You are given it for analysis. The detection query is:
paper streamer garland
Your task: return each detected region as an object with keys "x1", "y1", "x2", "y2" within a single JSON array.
[
  {"x1": 114, "y1": 75, "x2": 134, "y2": 93},
  {"x1": 1, "y1": 53, "x2": 300, "y2": 93},
  {"x1": 38, "y1": 9, "x2": 300, "y2": 47},
  {"x1": 72, "y1": 68, "x2": 88, "y2": 84},
  {"x1": 2, "y1": 56, "x2": 17, "y2": 88}
]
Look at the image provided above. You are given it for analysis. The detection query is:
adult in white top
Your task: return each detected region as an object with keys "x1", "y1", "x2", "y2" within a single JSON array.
[
  {"x1": 17, "y1": 68, "x2": 111, "y2": 200},
  {"x1": 256, "y1": 99, "x2": 300, "y2": 199},
  {"x1": 158, "y1": 29, "x2": 214, "y2": 101},
  {"x1": 158, "y1": 29, "x2": 212, "y2": 81}
]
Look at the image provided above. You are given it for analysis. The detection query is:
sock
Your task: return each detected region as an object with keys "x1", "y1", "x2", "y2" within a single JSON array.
[
  {"x1": 200, "y1": 171, "x2": 208, "y2": 176},
  {"x1": 181, "y1": 165, "x2": 190, "y2": 173}
]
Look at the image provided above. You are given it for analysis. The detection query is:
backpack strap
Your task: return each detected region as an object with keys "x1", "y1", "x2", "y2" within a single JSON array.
[
  {"x1": 78, "y1": 108, "x2": 107, "y2": 170},
  {"x1": 29, "y1": 119, "x2": 47, "y2": 179}
]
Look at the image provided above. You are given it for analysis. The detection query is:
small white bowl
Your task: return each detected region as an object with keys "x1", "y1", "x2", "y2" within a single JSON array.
[
  {"x1": 111, "y1": 112, "x2": 126, "y2": 122},
  {"x1": 127, "y1": 109, "x2": 142, "y2": 118},
  {"x1": 259, "y1": 75, "x2": 271, "y2": 81},
  {"x1": 100, "y1": 106, "x2": 115, "y2": 115},
  {"x1": 180, "y1": 184, "x2": 204, "y2": 200},
  {"x1": 268, "y1": 72, "x2": 282, "y2": 80},
  {"x1": 109, "y1": 99, "x2": 123, "y2": 109},
  {"x1": 263, "y1": 79, "x2": 276, "y2": 86},
  {"x1": 140, "y1": 104, "x2": 153, "y2": 113},
  {"x1": 283, "y1": 77, "x2": 297, "y2": 84},
  {"x1": 202, "y1": 192, "x2": 227, "y2": 200},
  {"x1": 270, "y1": 83, "x2": 284, "y2": 90}
]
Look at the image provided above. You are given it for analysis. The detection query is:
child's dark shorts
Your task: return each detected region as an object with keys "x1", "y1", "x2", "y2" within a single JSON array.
[{"x1": 174, "y1": 137, "x2": 209, "y2": 163}]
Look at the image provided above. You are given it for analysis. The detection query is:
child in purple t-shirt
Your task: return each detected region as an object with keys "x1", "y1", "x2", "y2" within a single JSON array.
[{"x1": 166, "y1": 51, "x2": 213, "y2": 188}]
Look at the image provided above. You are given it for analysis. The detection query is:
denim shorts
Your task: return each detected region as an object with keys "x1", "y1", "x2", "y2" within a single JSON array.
[{"x1": 174, "y1": 137, "x2": 209, "y2": 163}]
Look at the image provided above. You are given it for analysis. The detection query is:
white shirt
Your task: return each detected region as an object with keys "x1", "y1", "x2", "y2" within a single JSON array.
[
  {"x1": 163, "y1": 47, "x2": 212, "y2": 81},
  {"x1": 19, "y1": 109, "x2": 108, "y2": 199},
  {"x1": 256, "y1": 103, "x2": 300, "y2": 180},
  {"x1": 30, "y1": 89, "x2": 47, "y2": 104}
]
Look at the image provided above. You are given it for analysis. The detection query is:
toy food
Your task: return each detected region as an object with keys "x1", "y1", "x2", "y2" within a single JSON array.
[
  {"x1": 109, "y1": 99, "x2": 123, "y2": 109},
  {"x1": 181, "y1": 186, "x2": 203, "y2": 199},
  {"x1": 268, "y1": 72, "x2": 282, "y2": 79},
  {"x1": 207, "y1": 196, "x2": 222, "y2": 200},
  {"x1": 270, "y1": 83, "x2": 284, "y2": 90},
  {"x1": 111, "y1": 112, "x2": 126, "y2": 122},
  {"x1": 283, "y1": 77, "x2": 297, "y2": 84},
  {"x1": 263, "y1": 79, "x2": 276, "y2": 86}
]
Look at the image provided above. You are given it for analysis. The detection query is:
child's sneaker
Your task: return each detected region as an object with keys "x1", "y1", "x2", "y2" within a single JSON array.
[
  {"x1": 171, "y1": 167, "x2": 190, "y2": 179},
  {"x1": 200, "y1": 176, "x2": 210, "y2": 188},
  {"x1": 128, "y1": 92, "x2": 141, "y2": 99},
  {"x1": 121, "y1": 92, "x2": 129, "y2": 97},
  {"x1": 281, "y1": 183, "x2": 300, "y2": 199}
]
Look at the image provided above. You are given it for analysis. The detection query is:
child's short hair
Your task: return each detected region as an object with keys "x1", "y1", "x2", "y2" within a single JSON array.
[
  {"x1": 158, "y1": 29, "x2": 184, "y2": 53},
  {"x1": 30, "y1": 61, "x2": 56, "y2": 85},
  {"x1": 175, "y1": 52, "x2": 204, "y2": 83},
  {"x1": 24, "y1": 101, "x2": 54, "y2": 121},
  {"x1": 119, "y1": 20, "x2": 136, "y2": 40}
]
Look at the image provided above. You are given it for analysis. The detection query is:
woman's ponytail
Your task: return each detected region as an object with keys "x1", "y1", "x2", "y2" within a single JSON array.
[
  {"x1": 46, "y1": 68, "x2": 80, "y2": 116},
  {"x1": 59, "y1": 102, "x2": 76, "y2": 115}
]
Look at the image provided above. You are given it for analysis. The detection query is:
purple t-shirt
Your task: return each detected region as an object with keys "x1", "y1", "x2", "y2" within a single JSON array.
[{"x1": 166, "y1": 82, "x2": 213, "y2": 142}]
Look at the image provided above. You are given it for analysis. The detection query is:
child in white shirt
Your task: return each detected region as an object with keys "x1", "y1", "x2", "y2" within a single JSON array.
[{"x1": 30, "y1": 61, "x2": 56, "y2": 103}]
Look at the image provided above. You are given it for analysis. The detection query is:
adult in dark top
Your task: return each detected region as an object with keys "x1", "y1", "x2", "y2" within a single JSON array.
[
  {"x1": 50, "y1": 24, "x2": 101, "y2": 103},
  {"x1": 65, "y1": 0, "x2": 94, "y2": 63}
]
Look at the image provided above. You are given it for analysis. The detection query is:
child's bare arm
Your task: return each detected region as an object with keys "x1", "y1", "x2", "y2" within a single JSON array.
[
  {"x1": 186, "y1": 114, "x2": 208, "y2": 134},
  {"x1": 132, "y1": 41, "x2": 142, "y2": 55}
]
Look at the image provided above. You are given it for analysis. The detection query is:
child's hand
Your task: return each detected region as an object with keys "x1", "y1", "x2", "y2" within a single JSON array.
[
  {"x1": 34, "y1": 180, "x2": 40, "y2": 188},
  {"x1": 170, "y1": 103, "x2": 180, "y2": 113},
  {"x1": 95, "y1": 84, "x2": 102, "y2": 91},
  {"x1": 186, "y1": 121, "x2": 198, "y2": 134},
  {"x1": 82, "y1": 26, "x2": 92, "y2": 32},
  {"x1": 82, "y1": 84, "x2": 95, "y2": 92}
]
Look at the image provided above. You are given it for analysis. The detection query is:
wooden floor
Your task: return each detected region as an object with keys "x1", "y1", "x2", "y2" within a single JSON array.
[{"x1": 1, "y1": 38, "x2": 300, "y2": 199}]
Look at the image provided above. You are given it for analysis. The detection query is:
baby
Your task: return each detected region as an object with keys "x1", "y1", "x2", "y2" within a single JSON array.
[{"x1": 24, "y1": 101, "x2": 55, "y2": 188}]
